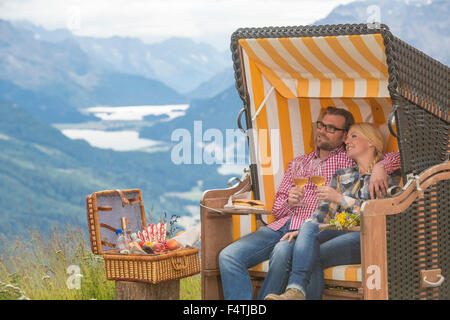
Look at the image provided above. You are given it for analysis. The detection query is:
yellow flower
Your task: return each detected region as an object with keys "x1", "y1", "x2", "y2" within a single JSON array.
[
  {"x1": 336, "y1": 213, "x2": 347, "y2": 227},
  {"x1": 332, "y1": 211, "x2": 360, "y2": 228}
]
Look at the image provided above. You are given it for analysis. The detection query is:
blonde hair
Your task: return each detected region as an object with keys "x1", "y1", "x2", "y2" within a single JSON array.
[{"x1": 348, "y1": 123, "x2": 385, "y2": 174}]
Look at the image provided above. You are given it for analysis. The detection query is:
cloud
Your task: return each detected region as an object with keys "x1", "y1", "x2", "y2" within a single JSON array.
[
  {"x1": 179, "y1": 205, "x2": 201, "y2": 230},
  {"x1": 0, "y1": 0, "x2": 355, "y2": 49}
]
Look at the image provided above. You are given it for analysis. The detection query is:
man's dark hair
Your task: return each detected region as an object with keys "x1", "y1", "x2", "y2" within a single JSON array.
[{"x1": 322, "y1": 106, "x2": 355, "y2": 131}]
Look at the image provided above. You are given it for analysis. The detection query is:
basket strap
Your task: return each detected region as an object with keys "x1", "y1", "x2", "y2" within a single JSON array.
[
  {"x1": 100, "y1": 223, "x2": 116, "y2": 233},
  {"x1": 98, "y1": 206, "x2": 112, "y2": 211},
  {"x1": 101, "y1": 238, "x2": 116, "y2": 248},
  {"x1": 127, "y1": 197, "x2": 140, "y2": 204}
]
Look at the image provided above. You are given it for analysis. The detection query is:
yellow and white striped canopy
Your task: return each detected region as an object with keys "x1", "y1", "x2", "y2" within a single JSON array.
[
  {"x1": 232, "y1": 33, "x2": 397, "y2": 273},
  {"x1": 238, "y1": 33, "x2": 389, "y2": 98}
]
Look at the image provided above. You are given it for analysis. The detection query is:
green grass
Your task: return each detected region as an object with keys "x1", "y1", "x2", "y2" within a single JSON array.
[
  {"x1": 0, "y1": 225, "x2": 201, "y2": 300},
  {"x1": 180, "y1": 274, "x2": 201, "y2": 300}
]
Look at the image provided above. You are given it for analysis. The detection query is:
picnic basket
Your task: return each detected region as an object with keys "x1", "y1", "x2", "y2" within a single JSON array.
[{"x1": 86, "y1": 189, "x2": 200, "y2": 284}]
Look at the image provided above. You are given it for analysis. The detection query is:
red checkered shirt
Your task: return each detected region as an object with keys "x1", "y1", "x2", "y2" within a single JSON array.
[{"x1": 268, "y1": 145, "x2": 400, "y2": 231}]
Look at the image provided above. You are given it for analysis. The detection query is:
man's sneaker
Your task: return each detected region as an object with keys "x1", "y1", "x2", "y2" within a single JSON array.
[{"x1": 264, "y1": 288, "x2": 305, "y2": 300}]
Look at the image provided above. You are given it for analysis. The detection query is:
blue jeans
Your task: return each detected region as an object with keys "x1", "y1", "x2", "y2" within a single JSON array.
[
  {"x1": 218, "y1": 220, "x2": 360, "y2": 300},
  {"x1": 218, "y1": 219, "x2": 293, "y2": 300},
  {"x1": 286, "y1": 221, "x2": 361, "y2": 298}
]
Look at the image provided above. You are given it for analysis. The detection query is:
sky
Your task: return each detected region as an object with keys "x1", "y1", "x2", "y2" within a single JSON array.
[{"x1": 0, "y1": 0, "x2": 357, "y2": 50}]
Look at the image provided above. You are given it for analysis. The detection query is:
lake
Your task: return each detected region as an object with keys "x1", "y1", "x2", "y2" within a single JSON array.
[
  {"x1": 61, "y1": 129, "x2": 166, "y2": 151},
  {"x1": 84, "y1": 104, "x2": 189, "y2": 121},
  {"x1": 60, "y1": 104, "x2": 188, "y2": 151},
  {"x1": 59, "y1": 104, "x2": 248, "y2": 175}
]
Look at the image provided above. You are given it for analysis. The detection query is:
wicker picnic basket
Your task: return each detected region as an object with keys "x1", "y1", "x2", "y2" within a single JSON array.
[{"x1": 86, "y1": 189, "x2": 200, "y2": 284}]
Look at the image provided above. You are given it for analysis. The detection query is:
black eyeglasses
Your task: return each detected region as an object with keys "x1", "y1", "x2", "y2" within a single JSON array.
[{"x1": 316, "y1": 121, "x2": 347, "y2": 134}]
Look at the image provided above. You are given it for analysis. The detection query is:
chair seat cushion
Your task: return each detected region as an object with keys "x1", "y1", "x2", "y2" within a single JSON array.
[{"x1": 323, "y1": 264, "x2": 361, "y2": 282}]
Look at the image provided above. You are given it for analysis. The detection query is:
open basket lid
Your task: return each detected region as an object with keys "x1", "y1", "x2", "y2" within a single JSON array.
[{"x1": 86, "y1": 189, "x2": 146, "y2": 255}]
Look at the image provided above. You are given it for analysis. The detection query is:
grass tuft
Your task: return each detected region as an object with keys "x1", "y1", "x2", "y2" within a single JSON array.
[{"x1": 0, "y1": 225, "x2": 201, "y2": 300}]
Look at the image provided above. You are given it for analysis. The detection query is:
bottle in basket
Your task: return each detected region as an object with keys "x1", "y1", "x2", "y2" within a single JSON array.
[
  {"x1": 121, "y1": 217, "x2": 132, "y2": 242},
  {"x1": 115, "y1": 229, "x2": 129, "y2": 251}
]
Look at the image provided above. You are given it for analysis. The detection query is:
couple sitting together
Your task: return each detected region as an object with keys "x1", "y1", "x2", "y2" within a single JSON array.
[{"x1": 219, "y1": 107, "x2": 401, "y2": 300}]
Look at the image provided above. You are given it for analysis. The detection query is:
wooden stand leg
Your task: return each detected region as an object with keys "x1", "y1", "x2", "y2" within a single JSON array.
[{"x1": 115, "y1": 280, "x2": 180, "y2": 300}]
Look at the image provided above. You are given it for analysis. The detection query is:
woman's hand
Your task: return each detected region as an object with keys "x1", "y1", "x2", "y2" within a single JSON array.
[
  {"x1": 287, "y1": 186, "x2": 305, "y2": 207},
  {"x1": 280, "y1": 231, "x2": 299, "y2": 242},
  {"x1": 316, "y1": 186, "x2": 343, "y2": 204},
  {"x1": 369, "y1": 163, "x2": 389, "y2": 199}
]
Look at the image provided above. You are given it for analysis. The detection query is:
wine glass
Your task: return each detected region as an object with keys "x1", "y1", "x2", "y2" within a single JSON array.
[
  {"x1": 292, "y1": 161, "x2": 308, "y2": 207},
  {"x1": 310, "y1": 159, "x2": 327, "y2": 206},
  {"x1": 310, "y1": 159, "x2": 326, "y2": 187}
]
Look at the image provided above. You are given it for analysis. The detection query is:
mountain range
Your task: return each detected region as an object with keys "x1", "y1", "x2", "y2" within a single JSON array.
[
  {"x1": 3, "y1": 0, "x2": 447, "y2": 124},
  {"x1": 9, "y1": 20, "x2": 230, "y2": 95},
  {"x1": 0, "y1": 19, "x2": 188, "y2": 124}
]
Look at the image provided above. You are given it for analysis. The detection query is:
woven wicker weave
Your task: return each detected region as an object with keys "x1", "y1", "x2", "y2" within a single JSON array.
[
  {"x1": 86, "y1": 189, "x2": 200, "y2": 284},
  {"x1": 387, "y1": 101, "x2": 449, "y2": 300},
  {"x1": 103, "y1": 248, "x2": 200, "y2": 284}
]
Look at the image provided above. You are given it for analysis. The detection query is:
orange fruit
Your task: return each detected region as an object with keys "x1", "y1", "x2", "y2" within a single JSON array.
[{"x1": 167, "y1": 239, "x2": 179, "y2": 250}]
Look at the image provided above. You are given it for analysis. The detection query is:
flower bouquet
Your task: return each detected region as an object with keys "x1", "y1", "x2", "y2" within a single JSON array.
[{"x1": 322, "y1": 211, "x2": 360, "y2": 232}]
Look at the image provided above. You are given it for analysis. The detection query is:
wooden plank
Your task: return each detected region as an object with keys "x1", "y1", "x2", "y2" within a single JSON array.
[
  {"x1": 201, "y1": 175, "x2": 252, "y2": 300},
  {"x1": 219, "y1": 208, "x2": 272, "y2": 215},
  {"x1": 202, "y1": 272, "x2": 224, "y2": 300},
  {"x1": 324, "y1": 279, "x2": 362, "y2": 289},
  {"x1": 323, "y1": 288, "x2": 363, "y2": 300},
  {"x1": 201, "y1": 199, "x2": 234, "y2": 270},
  {"x1": 361, "y1": 214, "x2": 388, "y2": 299},
  {"x1": 115, "y1": 280, "x2": 179, "y2": 300}
]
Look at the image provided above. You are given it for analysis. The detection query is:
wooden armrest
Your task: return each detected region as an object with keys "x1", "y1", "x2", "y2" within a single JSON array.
[
  {"x1": 200, "y1": 171, "x2": 274, "y2": 217},
  {"x1": 216, "y1": 208, "x2": 272, "y2": 215},
  {"x1": 200, "y1": 203, "x2": 271, "y2": 216},
  {"x1": 201, "y1": 173, "x2": 251, "y2": 201},
  {"x1": 361, "y1": 161, "x2": 450, "y2": 217}
]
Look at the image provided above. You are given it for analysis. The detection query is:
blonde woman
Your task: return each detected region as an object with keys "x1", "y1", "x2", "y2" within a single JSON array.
[{"x1": 264, "y1": 123, "x2": 400, "y2": 300}]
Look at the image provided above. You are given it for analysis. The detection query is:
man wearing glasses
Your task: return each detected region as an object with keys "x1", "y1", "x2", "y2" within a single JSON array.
[{"x1": 219, "y1": 107, "x2": 401, "y2": 300}]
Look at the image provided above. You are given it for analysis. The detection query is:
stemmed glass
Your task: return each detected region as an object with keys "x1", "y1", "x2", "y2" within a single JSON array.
[
  {"x1": 292, "y1": 161, "x2": 308, "y2": 207},
  {"x1": 309, "y1": 159, "x2": 327, "y2": 206},
  {"x1": 310, "y1": 159, "x2": 326, "y2": 187}
]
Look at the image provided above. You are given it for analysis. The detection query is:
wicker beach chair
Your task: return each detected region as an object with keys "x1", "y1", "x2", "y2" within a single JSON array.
[{"x1": 200, "y1": 23, "x2": 449, "y2": 300}]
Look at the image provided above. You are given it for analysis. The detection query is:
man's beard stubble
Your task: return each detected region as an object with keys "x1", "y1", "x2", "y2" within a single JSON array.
[{"x1": 315, "y1": 135, "x2": 342, "y2": 151}]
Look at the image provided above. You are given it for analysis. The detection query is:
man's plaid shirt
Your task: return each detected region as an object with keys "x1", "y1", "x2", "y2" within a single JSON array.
[{"x1": 268, "y1": 145, "x2": 400, "y2": 231}]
